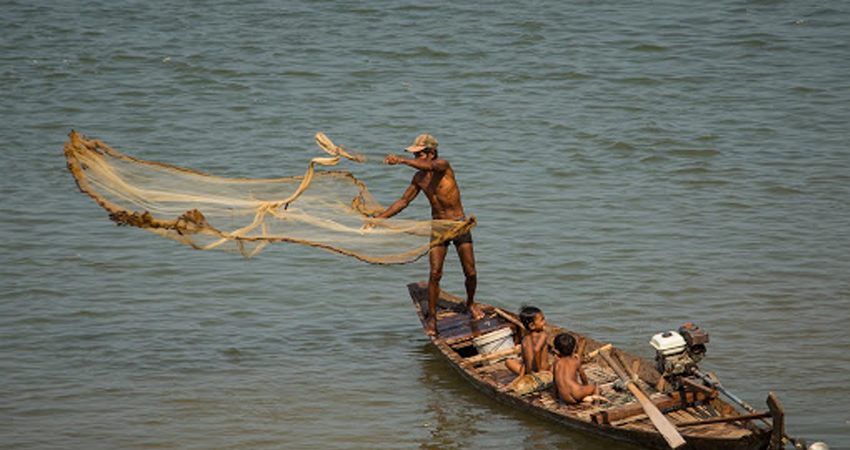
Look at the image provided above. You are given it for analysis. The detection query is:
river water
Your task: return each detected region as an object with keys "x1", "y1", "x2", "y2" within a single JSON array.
[{"x1": 1, "y1": 1, "x2": 848, "y2": 449}]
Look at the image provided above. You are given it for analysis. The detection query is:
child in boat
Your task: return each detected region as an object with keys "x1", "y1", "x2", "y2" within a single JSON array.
[
  {"x1": 505, "y1": 306, "x2": 551, "y2": 377},
  {"x1": 552, "y1": 333, "x2": 608, "y2": 404}
]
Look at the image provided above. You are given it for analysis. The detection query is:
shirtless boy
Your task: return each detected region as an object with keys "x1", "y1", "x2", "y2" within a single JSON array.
[
  {"x1": 506, "y1": 306, "x2": 551, "y2": 377},
  {"x1": 375, "y1": 134, "x2": 482, "y2": 335},
  {"x1": 552, "y1": 333, "x2": 608, "y2": 404}
]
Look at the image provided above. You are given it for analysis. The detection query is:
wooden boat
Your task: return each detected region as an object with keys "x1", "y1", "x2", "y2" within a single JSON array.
[{"x1": 408, "y1": 281, "x2": 790, "y2": 450}]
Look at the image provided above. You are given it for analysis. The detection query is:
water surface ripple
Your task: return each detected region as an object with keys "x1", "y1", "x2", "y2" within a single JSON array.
[{"x1": 1, "y1": 1, "x2": 848, "y2": 449}]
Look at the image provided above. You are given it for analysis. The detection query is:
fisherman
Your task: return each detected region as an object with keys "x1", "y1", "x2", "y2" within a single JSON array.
[{"x1": 374, "y1": 134, "x2": 482, "y2": 335}]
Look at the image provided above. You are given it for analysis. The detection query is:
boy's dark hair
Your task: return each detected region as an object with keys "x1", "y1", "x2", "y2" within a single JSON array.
[
  {"x1": 554, "y1": 333, "x2": 577, "y2": 356},
  {"x1": 518, "y1": 306, "x2": 542, "y2": 330}
]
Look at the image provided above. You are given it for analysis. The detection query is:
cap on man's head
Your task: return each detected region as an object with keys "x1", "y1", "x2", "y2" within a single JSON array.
[{"x1": 404, "y1": 134, "x2": 438, "y2": 152}]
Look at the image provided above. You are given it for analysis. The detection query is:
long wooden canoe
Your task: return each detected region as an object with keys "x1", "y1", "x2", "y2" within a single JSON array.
[{"x1": 408, "y1": 281, "x2": 787, "y2": 450}]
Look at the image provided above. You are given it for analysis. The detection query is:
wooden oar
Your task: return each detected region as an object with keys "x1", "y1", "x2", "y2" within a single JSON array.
[
  {"x1": 599, "y1": 350, "x2": 686, "y2": 449},
  {"x1": 676, "y1": 411, "x2": 771, "y2": 428},
  {"x1": 614, "y1": 350, "x2": 639, "y2": 382},
  {"x1": 491, "y1": 306, "x2": 525, "y2": 329},
  {"x1": 583, "y1": 343, "x2": 613, "y2": 361}
]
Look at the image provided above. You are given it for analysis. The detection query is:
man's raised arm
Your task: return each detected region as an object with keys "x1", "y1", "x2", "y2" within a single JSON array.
[{"x1": 384, "y1": 154, "x2": 449, "y2": 172}]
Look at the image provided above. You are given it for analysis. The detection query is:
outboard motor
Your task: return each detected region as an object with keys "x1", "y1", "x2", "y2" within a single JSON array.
[{"x1": 650, "y1": 323, "x2": 709, "y2": 380}]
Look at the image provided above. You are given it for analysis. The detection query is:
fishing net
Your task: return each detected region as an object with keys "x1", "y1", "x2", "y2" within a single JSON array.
[{"x1": 64, "y1": 131, "x2": 475, "y2": 264}]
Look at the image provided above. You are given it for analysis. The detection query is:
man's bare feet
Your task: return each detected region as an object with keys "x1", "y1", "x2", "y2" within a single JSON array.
[
  {"x1": 468, "y1": 303, "x2": 485, "y2": 321},
  {"x1": 424, "y1": 317, "x2": 438, "y2": 336}
]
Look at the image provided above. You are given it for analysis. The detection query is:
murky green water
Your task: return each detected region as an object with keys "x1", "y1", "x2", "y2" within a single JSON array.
[{"x1": 1, "y1": 1, "x2": 848, "y2": 448}]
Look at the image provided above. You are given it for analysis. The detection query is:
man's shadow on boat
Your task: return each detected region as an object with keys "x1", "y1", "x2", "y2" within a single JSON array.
[{"x1": 415, "y1": 343, "x2": 642, "y2": 450}]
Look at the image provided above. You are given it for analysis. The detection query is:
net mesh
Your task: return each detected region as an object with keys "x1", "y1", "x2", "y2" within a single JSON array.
[{"x1": 64, "y1": 131, "x2": 475, "y2": 264}]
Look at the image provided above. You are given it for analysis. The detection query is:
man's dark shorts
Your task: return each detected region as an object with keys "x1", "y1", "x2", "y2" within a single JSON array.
[{"x1": 435, "y1": 230, "x2": 473, "y2": 248}]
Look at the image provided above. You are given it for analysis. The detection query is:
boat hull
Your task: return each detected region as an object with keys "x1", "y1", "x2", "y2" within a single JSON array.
[{"x1": 408, "y1": 281, "x2": 774, "y2": 450}]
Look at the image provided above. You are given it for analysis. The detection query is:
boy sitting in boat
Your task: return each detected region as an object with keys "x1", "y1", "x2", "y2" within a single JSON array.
[
  {"x1": 552, "y1": 333, "x2": 608, "y2": 404},
  {"x1": 505, "y1": 306, "x2": 552, "y2": 393}
]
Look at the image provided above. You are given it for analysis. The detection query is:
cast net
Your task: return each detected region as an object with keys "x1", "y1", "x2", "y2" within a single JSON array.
[{"x1": 64, "y1": 131, "x2": 475, "y2": 264}]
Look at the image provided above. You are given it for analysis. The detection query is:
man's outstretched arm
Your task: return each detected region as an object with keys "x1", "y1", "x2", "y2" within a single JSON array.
[{"x1": 384, "y1": 154, "x2": 449, "y2": 172}]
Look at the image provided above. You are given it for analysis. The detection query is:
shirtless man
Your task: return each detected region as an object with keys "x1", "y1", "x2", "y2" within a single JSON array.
[{"x1": 375, "y1": 134, "x2": 482, "y2": 335}]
